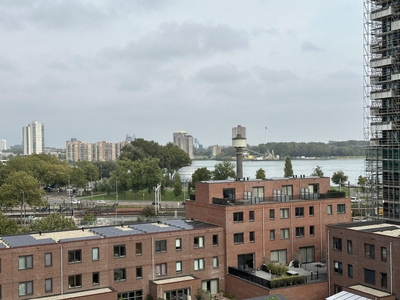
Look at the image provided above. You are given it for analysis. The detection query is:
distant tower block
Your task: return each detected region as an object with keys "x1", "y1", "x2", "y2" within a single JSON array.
[{"x1": 232, "y1": 125, "x2": 247, "y2": 179}]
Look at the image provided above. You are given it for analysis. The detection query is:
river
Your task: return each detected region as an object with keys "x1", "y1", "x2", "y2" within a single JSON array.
[{"x1": 177, "y1": 158, "x2": 365, "y2": 184}]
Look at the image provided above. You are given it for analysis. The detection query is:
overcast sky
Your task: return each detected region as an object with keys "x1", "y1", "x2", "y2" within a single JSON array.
[{"x1": 0, "y1": 1, "x2": 363, "y2": 149}]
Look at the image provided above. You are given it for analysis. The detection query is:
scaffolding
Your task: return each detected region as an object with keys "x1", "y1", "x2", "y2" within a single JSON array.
[{"x1": 365, "y1": 0, "x2": 400, "y2": 219}]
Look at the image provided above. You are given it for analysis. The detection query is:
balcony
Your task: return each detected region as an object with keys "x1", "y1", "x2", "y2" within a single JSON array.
[
  {"x1": 371, "y1": 6, "x2": 392, "y2": 21},
  {"x1": 228, "y1": 263, "x2": 327, "y2": 289},
  {"x1": 212, "y1": 191, "x2": 345, "y2": 206}
]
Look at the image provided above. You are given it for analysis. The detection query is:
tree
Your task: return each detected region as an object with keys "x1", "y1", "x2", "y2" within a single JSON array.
[
  {"x1": 75, "y1": 161, "x2": 99, "y2": 183},
  {"x1": 173, "y1": 173, "x2": 182, "y2": 198},
  {"x1": 284, "y1": 156, "x2": 294, "y2": 177},
  {"x1": 191, "y1": 167, "x2": 212, "y2": 187},
  {"x1": 0, "y1": 171, "x2": 46, "y2": 223},
  {"x1": 0, "y1": 212, "x2": 18, "y2": 235},
  {"x1": 141, "y1": 205, "x2": 155, "y2": 218},
  {"x1": 311, "y1": 165, "x2": 324, "y2": 177},
  {"x1": 212, "y1": 161, "x2": 236, "y2": 180},
  {"x1": 81, "y1": 213, "x2": 96, "y2": 225},
  {"x1": 255, "y1": 168, "x2": 266, "y2": 179},
  {"x1": 331, "y1": 170, "x2": 348, "y2": 185},
  {"x1": 28, "y1": 213, "x2": 77, "y2": 232},
  {"x1": 357, "y1": 175, "x2": 368, "y2": 192}
]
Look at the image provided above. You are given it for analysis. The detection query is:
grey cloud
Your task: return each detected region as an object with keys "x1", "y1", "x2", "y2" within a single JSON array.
[
  {"x1": 255, "y1": 67, "x2": 299, "y2": 83},
  {"x1": 29, "y1": 1, "x2": 107, "y2": 29},
  {"x1": 0, "y1": 56, "x2": 17, "y2": 72},
  {"x1": 101, "y1": 22, "x2": 249, "y2": 63},
  {"x1": 252, "y1": 27, "x2": 279, "y2": 36},
  {"x1": 301, "y1": 41, "x2": 324, "y2": 52},
  {"x1": 46, "y1": 61, "x2": 70, "y2": 71},
  {"x1": 196, "y1": 63, "x2": 250, "y2": 84}
]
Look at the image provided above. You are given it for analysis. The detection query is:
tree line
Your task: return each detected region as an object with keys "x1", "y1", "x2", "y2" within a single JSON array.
[
  {"x1": 193, "y1": 140, "x2": 366, "y2": 159},
  {"x1": 0, "y1": 139, "x2": 191, "y2": 234}
]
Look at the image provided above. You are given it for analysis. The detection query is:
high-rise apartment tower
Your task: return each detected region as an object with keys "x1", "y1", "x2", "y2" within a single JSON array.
[
  {"x1": 173, "y1": 131, "x2": 194, "y2": 159},
  {"x1": 22, "y1": 121, "x2": 44, "y2": 155},
  {"x1": 364, "y1": 0, "x2": 400, "y2": 219}
]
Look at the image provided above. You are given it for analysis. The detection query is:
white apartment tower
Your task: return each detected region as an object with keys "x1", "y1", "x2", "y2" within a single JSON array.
[
  {"x1": 0, "y1": 139, "x2": 6, "y2": 151},
  {"x1": 22, "y1": 121, "x2": 45, "y2": 155},
  {"x1": 173, "y1": 131, "x2": 194, "y2": 158}
]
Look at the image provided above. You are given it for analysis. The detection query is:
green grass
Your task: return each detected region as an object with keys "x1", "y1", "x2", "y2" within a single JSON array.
[{"x1": 83, "y1": 188, "x2": 190, "y2": 202}]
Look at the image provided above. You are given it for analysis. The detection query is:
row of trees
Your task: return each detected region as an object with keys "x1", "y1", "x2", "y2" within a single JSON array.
[{"x1": 204, "y1": 140, "x2": 366, "y2": 160}]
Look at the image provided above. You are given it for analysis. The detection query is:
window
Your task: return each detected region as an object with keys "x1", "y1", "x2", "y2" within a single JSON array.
[
  {"x1": 44, "y1": 253, "x2": 52, "y2": 267},
  {"x1": 223, "y1": 188, "x2": 235, "y2": 199},
  {"x1": 348, "y1": 264, "x2": 353, "y2": 278},
  {"x1": 155, "y1": 240, "x2": 167, "y2": 253},
  {"x1": 136, "y1": 243, "x2": 142, "y2": 255},
  {"x1": 234, "y1": 233, "x2": 244, "y2": 244},
  {"x1": 270, "y1": 230, "x2": 275, "y2": 241},
  {"x1": 280, "y1": 228, "x2": 289, "y2": 239},
  {"x1": 92, "y1": 272, "x2": 99, "y2": 285},
  {"x1": 310, "y1": 226, "x2": 315, "y2": 236},
  {"x1": 233, "y1": 212, "x2": 244, "y2": 222},
  {"x1": 282, "y1": 185, "x2": 293, "y2": 199},
  {"x1": 45, "y1": 278, "x2": 52, "y2": 292},
  {"x1": 175, "y1": 238, "x2": 182, "y2": 250},
  {"x1": 337, "y1": 204, "x2": 346, "y2": 214},
  {"x1": 333, "y1": 237, "x2": 342, "y2": 251},
  {"x1": 68, "y1": 250, "x2": 82, "y2": 264},
  {"x1": 381, "y1": 247, "x2": 387, "y2": 261},
  {"x1": 280, "y1": 208, "x2": 289, "y2": 219},
  {"x1": 18, "y1": 255, "x2": 33, "y2": 270},
  {"x1": 327, "y1": 205, "x2": 332, "y2": 215},
  {"x1": 118, "y1": 290, "x2": 143, "y2": 300},
  {"x1": 114, "y1": 245, "x2": 126, "y2": 258},
  {"x1": 194, "y1": 258, "x2": 205, "y2": 270},
  {"x1": 136, "y1": 266, "x2": 143, "y2": 278},
  {"x1": 92, "y1": 247, "x2": 99, "y2": 261},
  {"x1": 295, "y1": 207, "x2": 304, "y2": 217},
  {"x1": 176, "y1": 261, "x2": 182, "y2": 273},
  {"x1": 269, "y1": 209, "x2": 275, "y2": 219},
  {"x1": 249, "y1": 231, "x2": 255, "y2": 242},
  {"x1": 365, "y1": 244, "x2": 375, "y2": 258},
  {"x1": 347, "y1": 240, "x2": 353, "y2": 254},
  {"x1": 194, "y1": 236, "x2": 204, "y2": 248},
  {"x1": 156, "y1": 263, "x2": 167, "y2": 276},
  {"x1": 18, "y1": 281, "x2": 33, "y2": 296},
  {"x1": 364, "y1": 268, "x2": 375, "y2": 285},
  {"x1": 68, "y1": 274, "x2": 82, "y2": 288},
  {"x1": 213, "y1": 257, "x2": 219, "y2": 268},
  {"x1": 213, "y1": 234, "x2": 218, "y2": 246},
  {"x1": 249, "y1": 211, "x2": 255, "y2": 221},
  {"x1": 114, "y1": 269, "x2": 126, "y2": 282},
  {"x1": 334, "y1": 261, "x2": 343, "y2": 275},
  {"x1": 295, "y1": 227, "x2": 305, "y2": 237},
  {"x1": 309, "y1": 206, "x2": 314, "y2": 216},
  {"x1": 381, "y1": 272, "x2": 387, "y2": 288}
]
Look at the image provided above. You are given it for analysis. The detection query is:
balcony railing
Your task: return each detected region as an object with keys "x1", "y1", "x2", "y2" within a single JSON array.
[
  {"x1": 212, "y1": 191, "x2": 345, "y2": 206},
  {"x1": 228, "y1": 267, "x2": 325, "y2": 289}
]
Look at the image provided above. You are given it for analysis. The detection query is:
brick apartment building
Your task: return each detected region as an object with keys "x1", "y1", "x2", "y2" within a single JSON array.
[
  {"x1": 326, "y1": 220, "x2": 400, "y2": 300},
  {"x1": 0, "y1": 175, "x2": 353, "y2": 300},
  {"x1": 0, "y1": 220, "x2": 225, "y2": 300},
  {"x1": 186, "y1": 176, "x2": 351, "y2": 272}
]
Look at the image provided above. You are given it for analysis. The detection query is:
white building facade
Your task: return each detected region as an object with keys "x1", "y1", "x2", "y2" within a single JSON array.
[{"x1": 22, "y1": 121, "x2": 45, "y2": 155}]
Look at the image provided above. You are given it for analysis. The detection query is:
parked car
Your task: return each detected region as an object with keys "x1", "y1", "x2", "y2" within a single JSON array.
[
  {"x1": 351, "y1": 197, "x2": 360, "y2": 203},
  {"x1": 96, "y1": 200, "x2": 106, "y2": 204},
  {"x1": 71, "y1": 199, "x2": 81, "y2": 204}
]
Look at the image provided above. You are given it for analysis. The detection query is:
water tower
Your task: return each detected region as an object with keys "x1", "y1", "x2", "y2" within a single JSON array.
[{"x1": 232, "y1": 125, "x2": 247, "y2": 180}]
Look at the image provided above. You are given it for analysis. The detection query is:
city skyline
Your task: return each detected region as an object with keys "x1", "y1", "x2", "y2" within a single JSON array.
[{"x1": 0, "y1": 1, "x2": 362, "y2": 149}]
